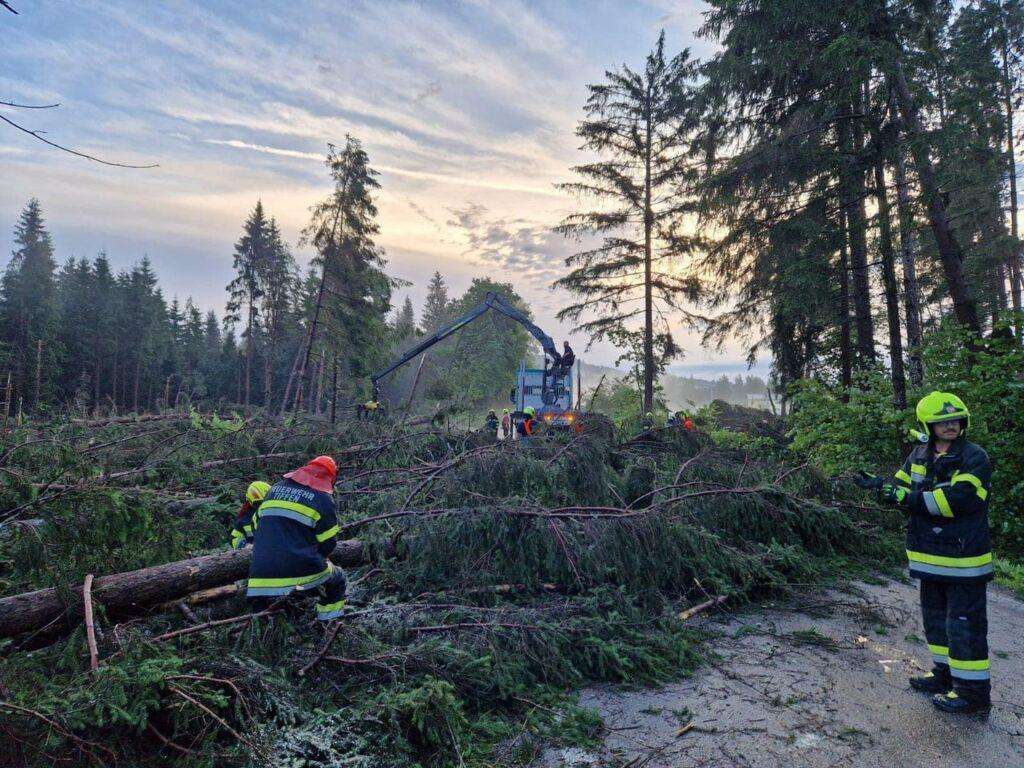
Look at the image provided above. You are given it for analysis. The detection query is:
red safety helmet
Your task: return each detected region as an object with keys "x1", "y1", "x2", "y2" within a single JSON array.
[{"x1": 285, "y1": 454, "x2": 337, "y2": 492}]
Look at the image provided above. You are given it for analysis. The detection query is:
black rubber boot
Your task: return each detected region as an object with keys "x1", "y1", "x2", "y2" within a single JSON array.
[
  {"x1": 910, "y1": 667, "x2": 951, "y2": 694},
  {"x1": 932, "y1": 691, "x2": 991, "y2": 716}
]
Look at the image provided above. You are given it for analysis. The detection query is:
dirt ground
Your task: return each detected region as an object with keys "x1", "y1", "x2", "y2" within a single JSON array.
[{"x1": 537, "y1": 579, "x2": 1024, "y2": 768}]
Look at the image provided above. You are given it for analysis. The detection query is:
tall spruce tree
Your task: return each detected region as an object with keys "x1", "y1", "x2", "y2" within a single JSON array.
[
  {"x1": 226, "y1": 201, "x2": 271, "y2": 407},
  {"x1": 260, "y1": 216, "x2": 296, "y2": 406},
  {"x1": 556, "y1": 31, "x2": 702, "y2": 411},
  {"x1": 282, "y1": 136, "x2": 393, "y2": 412},
  {"x1": 393, "y1": 296, "x2": 417, "y2": 341},
  {"x1": 420, "y1": 271, "x2": 451, "y2": 333},
  {"x1": 0, "y1": 199, "x2": 57, "y2": 409}
]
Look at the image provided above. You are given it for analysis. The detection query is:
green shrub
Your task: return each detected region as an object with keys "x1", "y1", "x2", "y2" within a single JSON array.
[{"x1": 788, "y1": 319, "x2": 1024, "y2": 555}]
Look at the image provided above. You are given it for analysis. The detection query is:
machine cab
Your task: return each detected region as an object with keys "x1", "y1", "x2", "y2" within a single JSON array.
[{"x1": 510, "y1": 361, "x2": 575, "y2": 427}]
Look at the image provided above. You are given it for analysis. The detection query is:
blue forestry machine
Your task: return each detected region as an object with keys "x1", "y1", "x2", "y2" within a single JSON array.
[{"x1": 371, "y1": 291, "x2": 579, "y2": 430}]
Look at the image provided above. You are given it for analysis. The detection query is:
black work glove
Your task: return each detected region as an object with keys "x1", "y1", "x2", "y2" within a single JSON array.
[
  {"x1": 877, "y1": 483, "x2": 909, "y2": 505},
  {"x1": 853, "y1": 470, "x2": 885, "y2": 490}
]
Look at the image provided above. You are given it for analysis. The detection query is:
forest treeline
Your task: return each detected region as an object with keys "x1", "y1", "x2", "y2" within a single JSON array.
[
  {"x1": 0, "y1": 151, "x2": 532, "y2": 418},
  {"x1": 555, "y1": 1, "x2": 1024, "y2": 414},
  {"x1": 6, "y1": 0, "x2": 1024, "y2": 423}
]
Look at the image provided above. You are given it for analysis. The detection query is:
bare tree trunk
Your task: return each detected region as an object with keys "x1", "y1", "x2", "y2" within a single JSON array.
[
  {"x1": 133, "y1": 360, "x2": 141, "y2": 413},
  {"x1": 839, "y1": 97, "x2": 876, "y2": 366},
  {"x1": 874, "y1": 156, "x2": 907, "y2": 408},
  {"x1": 314, "y1": 349, "x2": 326, "y2": 415},
  {"x1": 264, "y1": 326, "x2": 275, "y2": 408},
  {"x1": 284, "y1": 276, "x2": 326, "y2": 414},
  {"x1": 893, "y1": 141, "x2": 924, "y2": 387},
  {"x1": 1000, "y1": 24, "x2": 1023, "y2": 339},
  {"x1": 838, "y1": 210, "x2": 853, "y2": 396},
  {"x1": 889, "y1": 62, "x2": 981, "y2": 334},
  {"x1": 330, "y1": 353, "x2": 339, "y2": 425},
  {"x1": 244, "y1": 304, "x2": 254, "y2": 408},
  {"x1": 994, "y1": 261, "x2": 1008, "y2": 324},
  {"x1": 642, "y1": 90, "x2": 655, "y2": 412},
  {"x1": 93, "y1": 358, "x2": 101, "y2": 416},
  {"x1": 286, "y1": 174, "x2": 350, "y2": 415},
  {"x1": 2, "y1": 371, "x2": 11, "y2": 435},
  {"x1": 279, "y1": 345, "x2": 302, "y2": 416},
  {"x1": 403, "y1": 352, "x2": 428, "y2": 422},
  {"x1": 33, "y1": 339, "x2": 42, "y2": 410},
  {"x1": 0, "y1": 539, "x2": 372, "y2": 640},
  {"x1": 110, "y1": 349, "x2": 119, "y2": 415}
]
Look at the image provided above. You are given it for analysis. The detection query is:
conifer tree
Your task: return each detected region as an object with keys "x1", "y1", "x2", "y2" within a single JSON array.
[
  {"x1": 556, "y1": 31, "x2": 702, "y2": 411},
  {"x1": 283, "y1": 136, "x2": 393, "y2": 411},
  {"x1": 393, "y1": 296, "x2": 417, "y2": 341},
  {"x1": 420, "y1": 271, "x2": 451, "y2": 333},
  {"x1": 0, "y1": 199, "x2": 57, "y2": 408},
  {"x1": 260, "y1": 216, "x2": 296, "y2": 405},
  {"x1": 226, "y1": 201, "x2": 270, "y2": 407}
]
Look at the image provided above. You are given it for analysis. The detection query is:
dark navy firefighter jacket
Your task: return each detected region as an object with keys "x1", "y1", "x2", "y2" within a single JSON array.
[
  {"x1": 246, "y1": 478, "x2": 340, "y2": 597},
  {"x1": 893, "y1": 436, "x2": 993, "y2": 583}
]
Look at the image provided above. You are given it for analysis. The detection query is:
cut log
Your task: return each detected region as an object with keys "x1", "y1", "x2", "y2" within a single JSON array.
[{"x1": 0, "y1": 539, "x2": 370, "y2": 640}]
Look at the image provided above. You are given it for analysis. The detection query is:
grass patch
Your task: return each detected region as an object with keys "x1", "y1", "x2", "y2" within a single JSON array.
[
  {"x1": 995, "y1": 559, "x2": 1024, "y2": 600},
  {"x1": 788, "y1": 628, "x2": 840, "y2": 651}
]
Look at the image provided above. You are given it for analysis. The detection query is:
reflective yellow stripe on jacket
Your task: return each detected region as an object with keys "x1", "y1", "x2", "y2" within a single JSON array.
[
  {"x1": 951, "y1": 472, "x2": 988, "y2": 500},
  {"x1": 906, "y1": 550, "x2": 994, "y2": 579},
  {"x1": 257, "y1": 499, "x2": 321, "y2": 527}
]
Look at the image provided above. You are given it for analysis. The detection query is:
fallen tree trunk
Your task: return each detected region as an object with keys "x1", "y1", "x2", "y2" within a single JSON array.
[{"x1": 0, "y1": 539, "x2": 370, "y2": 640}]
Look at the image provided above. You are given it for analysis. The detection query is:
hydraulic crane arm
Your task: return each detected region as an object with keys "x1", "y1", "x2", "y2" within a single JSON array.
[{"x1": 371, "y1": 291, "x2": 559, "y2": 395}]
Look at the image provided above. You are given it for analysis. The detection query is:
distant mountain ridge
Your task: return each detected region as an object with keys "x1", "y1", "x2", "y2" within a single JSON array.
[{"x1": 576, "y1": 361, "x2": 769, "y2": 410}]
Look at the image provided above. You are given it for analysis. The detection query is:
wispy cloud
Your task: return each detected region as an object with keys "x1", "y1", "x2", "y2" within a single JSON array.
[
  {"x1": 207, "y1": 138, "x2": 564, "y2": 197},
  {"x1": 1, "y1": 0, "x2": 744, "y2": 371},
  {"x1": 446, "y1": 202, "x2": 569, "y2": 289},
  {"x1": 204, "y1": 139, "x2": 323, "y2": 162}
]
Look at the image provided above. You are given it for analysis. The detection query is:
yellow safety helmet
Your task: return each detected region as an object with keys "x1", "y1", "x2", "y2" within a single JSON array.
[
  {"x1": 915, "y1": 391, "x2": 970, "y2": 433},
  {"x1": 524, "y1": 406, "x2": 536, "y2": 416},
  {"x1": 246, "y1": 480, "x2": 271, "y2": 504}
]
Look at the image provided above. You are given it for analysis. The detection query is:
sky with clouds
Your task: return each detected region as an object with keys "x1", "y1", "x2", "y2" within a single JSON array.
[{"x1": 1, "y1": 0, "x2": 767, "y2": 378}]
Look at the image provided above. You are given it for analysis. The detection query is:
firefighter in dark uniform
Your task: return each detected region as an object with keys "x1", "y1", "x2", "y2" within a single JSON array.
[
  {"x1": 246, "y1": 455, "x2": 347, "y2": 621},
  {"x1": 858, "y1": 392, "x2": 992, "y2": 714},
  {"x1": 485, "y1": 409, "x2": 499, "y2": 433},
  {"x1": 229, "y1": 480, "x2": 270, "y2": 549}
]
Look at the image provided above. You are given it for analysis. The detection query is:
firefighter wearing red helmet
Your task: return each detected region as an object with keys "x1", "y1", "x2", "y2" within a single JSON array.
[{"x1": 246, "y1": 455, "x2": 347, "y2": 620}]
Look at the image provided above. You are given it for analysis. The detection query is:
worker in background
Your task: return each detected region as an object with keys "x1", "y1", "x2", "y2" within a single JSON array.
[
  {"x1": 856, "y1": 392, "x2": 992, "y2": 715},
  {"x1": 246, "y1": 455, "x2": 347, "y2": 621},
  {"x1": 560, "y1": 341, "x2": 575, "y2": 372},
  {"x1": 485, "y1": 409, "x2": 499, "y2": 434},
  {"x1": 683, "y1": 415, "x2": 695, "y2": 430},
  {"x1": 500, "y1": 408, "x2": 512, "y2": 439},
  {"x1": 642, "y1": 411, "x2": 655, "y2": 431},
  {"x1": 360, "y1": 399, "x2": 379, "y2": 420},
  {"x1": 517, "y1": 406, "x2": 536, "y2": 438},
  {"x1": 229, "y1": 480, "x2": 270, "y2": 549}
]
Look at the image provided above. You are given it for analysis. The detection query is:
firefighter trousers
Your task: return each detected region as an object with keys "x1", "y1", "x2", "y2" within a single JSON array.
[{"x1": 920, "y1": 579, "x2": 990, "y2": 703}]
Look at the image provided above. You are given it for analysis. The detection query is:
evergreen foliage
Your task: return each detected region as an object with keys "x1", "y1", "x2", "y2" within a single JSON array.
[
  {"x1": 557, "y1": 32, "x2": 703, "y2": 412},
  {"x1": 0, "y1": 412, "x2": 895, "y2": 767}
]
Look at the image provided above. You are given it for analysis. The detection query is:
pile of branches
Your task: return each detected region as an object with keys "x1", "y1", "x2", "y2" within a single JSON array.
[
  {"x1": 708, "y1": 399, "x2": 786, "y2": 442},
  {"x1": 0, "y1": 411, "x2": 897, "y2": 767}
]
